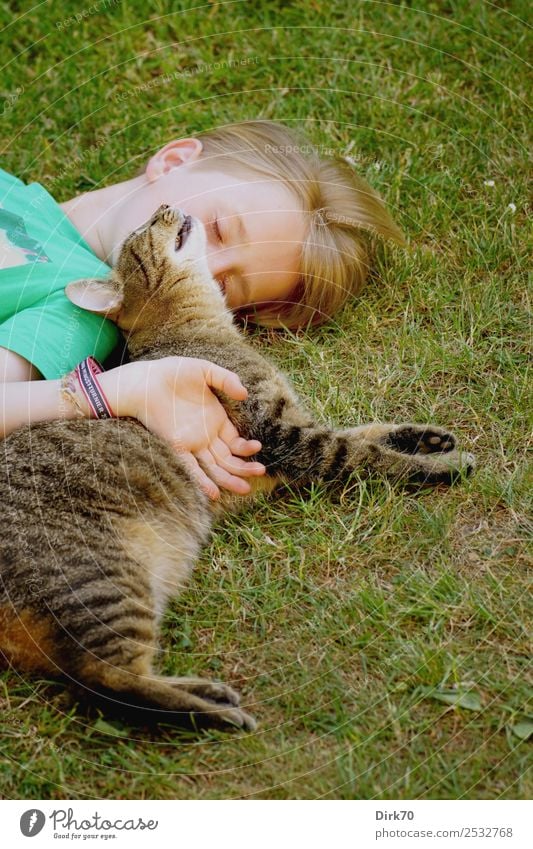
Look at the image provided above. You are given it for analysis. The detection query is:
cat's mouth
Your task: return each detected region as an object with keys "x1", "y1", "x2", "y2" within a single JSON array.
[{"x1": 175, "y1": 215, "x2": 193, "y2": 251}]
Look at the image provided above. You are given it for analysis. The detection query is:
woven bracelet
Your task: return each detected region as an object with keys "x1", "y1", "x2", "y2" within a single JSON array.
[{"x1": 75, "y1": 356, "x2": 114, "y2": 420}]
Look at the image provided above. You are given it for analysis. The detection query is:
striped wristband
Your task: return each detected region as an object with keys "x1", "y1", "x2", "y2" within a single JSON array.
[{"x1": 75, "y1": 356, "x2": 114, "y2": 420}]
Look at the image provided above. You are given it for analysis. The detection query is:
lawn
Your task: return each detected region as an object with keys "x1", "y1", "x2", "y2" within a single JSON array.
[{"x1": 0, "y1": 0, "x2": 530, "y2": 799}]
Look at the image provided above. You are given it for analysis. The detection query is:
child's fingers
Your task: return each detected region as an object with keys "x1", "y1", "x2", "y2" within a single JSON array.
[
  {"x1": 196, "y1": 448, "x2": 252, "y2": 495},
  {"x1": 208, "y1": 438, "x2": 265, "y2": 477},
  {"x1": 230, "y1": 437, "x2": 263, "y2": 458},
  {"x1": 177, "y1": 451, "x2": 221, "y2": 500},
  {"x1": 203, "y1": 363, "x2": 248, "y2": 400},
  {"x1": 222, "y1": 457, "x2": 265, "y2": 477},
  {"x1": 219, "y1": 419, "x2": 262, "y2": 458}
]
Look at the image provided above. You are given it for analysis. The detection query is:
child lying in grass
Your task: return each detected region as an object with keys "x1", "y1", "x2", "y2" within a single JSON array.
[{"x1": 0, "y1": 120, "x2": 404, "y2": 497}]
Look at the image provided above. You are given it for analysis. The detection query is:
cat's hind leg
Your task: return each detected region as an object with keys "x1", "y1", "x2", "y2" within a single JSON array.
[
  {"x1": 60, "y1": 586, "x2": 256, "y2": 730},
  {"x1": 45, "y1": 542, "x2": 256, "y2": 732}
]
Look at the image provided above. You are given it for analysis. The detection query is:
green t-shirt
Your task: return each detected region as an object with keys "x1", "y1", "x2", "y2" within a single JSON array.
[{"x1": 0, "y1": 167, "x2": 120, "y2": 379}]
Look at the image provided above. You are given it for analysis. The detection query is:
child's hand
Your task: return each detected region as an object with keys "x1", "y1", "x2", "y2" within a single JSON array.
[{"x1": 100, "y1": 357, "x2": 265, "y2": 499}]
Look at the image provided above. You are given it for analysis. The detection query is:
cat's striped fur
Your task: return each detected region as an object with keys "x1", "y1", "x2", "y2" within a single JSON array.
[{"x1": 0, "y1": 206, "x2": 474, "y2": 732}]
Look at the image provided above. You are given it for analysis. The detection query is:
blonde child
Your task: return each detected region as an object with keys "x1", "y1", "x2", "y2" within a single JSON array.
[{"x1": 0, "y1": 120, "x2": 404, "y2": 497}]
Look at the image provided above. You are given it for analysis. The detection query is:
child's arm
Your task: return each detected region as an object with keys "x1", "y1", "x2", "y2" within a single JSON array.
[
  {"x1": 0, "y1": 348, "x2": 265, "y2": 499},
  {"x1": 0, "y1": 348, "x2": 42, "y2": 382}
]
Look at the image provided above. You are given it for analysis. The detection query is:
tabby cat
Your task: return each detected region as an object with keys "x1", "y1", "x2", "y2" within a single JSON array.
[{"x1": 0, "y1": 206, "x2": 474, "y2": 732}]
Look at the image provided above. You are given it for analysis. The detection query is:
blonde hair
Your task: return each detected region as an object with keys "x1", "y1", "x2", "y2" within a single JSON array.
[{"x1": 188, "y1": 121, "x2": 405, "y2": 328}]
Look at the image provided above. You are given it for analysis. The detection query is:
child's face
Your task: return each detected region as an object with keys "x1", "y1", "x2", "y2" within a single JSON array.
[{"x1": 109, "y1": 147, "x2": 307, "y2": 314}]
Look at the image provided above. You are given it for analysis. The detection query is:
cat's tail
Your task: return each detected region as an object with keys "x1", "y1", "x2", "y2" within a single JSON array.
[{"x1": 260, "y1": 421, "x2": 475, "y2": 488}]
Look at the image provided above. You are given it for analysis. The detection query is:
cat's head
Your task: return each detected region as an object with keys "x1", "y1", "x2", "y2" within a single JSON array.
[{"x1": 66, "y1": 205, "x2": 226, "y2": 341}]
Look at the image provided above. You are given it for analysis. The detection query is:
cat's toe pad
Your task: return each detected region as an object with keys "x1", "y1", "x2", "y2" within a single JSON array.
[{"x1": 385, "y1": 425, "x2": 456, "y2": 455}]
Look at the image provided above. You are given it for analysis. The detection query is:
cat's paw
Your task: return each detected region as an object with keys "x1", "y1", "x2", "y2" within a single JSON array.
[
  {"x1": 410, "y1": 449, "x2": 475, "y2": 485},
  {"x1": 155, "y1": 676, "x2": 256, "y2": 731},
  {"x1": 385, "y1": 424, "x2": 456, "y2": 455},
  {"x1": 168, "y1": 677, "x2": 241, "y2": 706},
  {"x1": 150, "y1": 204, "x2": 181, "y2": 227},
  {"x1": 197, "y1": 704, "x2": 257, "y2": 733}
]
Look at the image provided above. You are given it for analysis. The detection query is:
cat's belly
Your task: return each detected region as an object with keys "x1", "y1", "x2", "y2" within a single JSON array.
[{"x1": 112, "y1": 512, "x2": 204, "y2": 619}]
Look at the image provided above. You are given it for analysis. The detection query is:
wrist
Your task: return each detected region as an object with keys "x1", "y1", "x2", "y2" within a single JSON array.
[
  {"x1": 60, "y1": 358, "x2": 118, "y2": 421},
  {"x1": 58, "y1": 371, "x2": 91, "y2": 420},
  {"x1": 98, "y1": 362, "x2": 140, "y2": 419}
]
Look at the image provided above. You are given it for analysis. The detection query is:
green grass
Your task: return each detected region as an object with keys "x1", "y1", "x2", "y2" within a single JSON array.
[{"x1": 0, "y1": 0, "x2": 531, "y2": 800}]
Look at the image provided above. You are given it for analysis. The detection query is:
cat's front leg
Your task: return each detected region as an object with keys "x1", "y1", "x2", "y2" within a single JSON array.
[
  {"x1": 349, "y1": 422, "x2": 457, "y2": 455},
  {"x1": 339, "y1": 425, "x2": 475, "y2": 485}
]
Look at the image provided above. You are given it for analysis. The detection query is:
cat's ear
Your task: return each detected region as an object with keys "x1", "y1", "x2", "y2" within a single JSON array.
[{"x1": 65, "y1": 278, "x2": 123, "y2": 321}]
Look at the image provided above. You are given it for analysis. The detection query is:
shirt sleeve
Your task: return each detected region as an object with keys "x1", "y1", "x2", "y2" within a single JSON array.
[{"x1": 0, "y1": 289, "x2": 120, "y2": 379}]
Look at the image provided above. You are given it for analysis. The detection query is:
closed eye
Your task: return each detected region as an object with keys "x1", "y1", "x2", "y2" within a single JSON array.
[{"x1": 211, "y1": 217, "x2": 223, "y2": 244}]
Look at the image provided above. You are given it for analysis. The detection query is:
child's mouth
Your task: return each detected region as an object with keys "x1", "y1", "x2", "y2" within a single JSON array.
[{"x1": 175, "y1": 215, "x2": 193, "y2": 250}]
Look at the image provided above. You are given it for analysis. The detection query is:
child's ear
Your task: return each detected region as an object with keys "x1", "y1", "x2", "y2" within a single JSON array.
[{"x1": 65, "y1": 278, "x2": 123, "y2": 321}]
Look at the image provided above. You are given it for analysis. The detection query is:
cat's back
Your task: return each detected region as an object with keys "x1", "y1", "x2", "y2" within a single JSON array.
[{"x1": 1, "y1": 417, "x2": 201, "y2": 518}]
